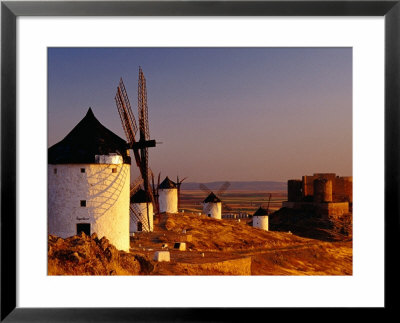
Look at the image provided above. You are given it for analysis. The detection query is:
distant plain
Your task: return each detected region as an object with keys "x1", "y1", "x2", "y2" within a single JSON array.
[{"x1": 179, "y1": 189, "x2": 287, "y2": 215}]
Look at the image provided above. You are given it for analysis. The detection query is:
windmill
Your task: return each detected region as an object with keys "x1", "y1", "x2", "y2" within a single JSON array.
[
  {"x1": 199, "y1": 181, "x2": 232, "y2": 218},
  {"x1": 115, "y1": 67, "x2": 156, "y2": 231},
  {"x1": 252, "y1": 193, "x2": 272, "y2": 217},
  {"x1": 176, "y1": 176, "x2": 188, "y2": 211},
  {"x1": 252, "y1": 193, "x2": 272, "y2": 231}
]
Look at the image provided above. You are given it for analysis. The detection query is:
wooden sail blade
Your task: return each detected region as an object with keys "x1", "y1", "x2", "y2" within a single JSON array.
[
  {"x1": 138, "y1": 67, "x2": 150, "y2": 141},
  {"x1": 115, "y1": 78, "x2": 138, "y2": 142},
  {"x1": 151, "y1": 170, "x2": 160, "y2": 214},
  {"x1": 266, "y1": 193, "x2": 272, "y2": 213},
  {"x1": 130, "y1": 176, "x2": 144, "y2": 197},
  {"x1": 217, "y1": 181, "x2": 231, "y2": 196},
  {"x1": 178, "y1": 177, "x2": 188, "y2": 184},
  {"x1": 115, "y1": 93, "x2": 135, "y2": 144},
  {"x1": 199, "y1": 183, "x2": 211, "y2": 194},
  {"x1": 118, "y1": 78, "x2": 138, "y2": 135},
  {"x1": 115, "y1": 78, "x2": 141, "y2": 168},
  {"x1": 177, "y1": 176, "x2": 187, "y2": 211}
]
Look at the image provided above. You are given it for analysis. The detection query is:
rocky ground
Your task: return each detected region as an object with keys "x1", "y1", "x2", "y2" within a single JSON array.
[{"x1": 48, "y1": 209, "x2": 352, "y2": 276}]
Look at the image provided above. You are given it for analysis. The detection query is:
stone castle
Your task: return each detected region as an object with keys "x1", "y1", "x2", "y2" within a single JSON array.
[{"x1": 282, "y1": 173, "x2": 352, "y2": 217}]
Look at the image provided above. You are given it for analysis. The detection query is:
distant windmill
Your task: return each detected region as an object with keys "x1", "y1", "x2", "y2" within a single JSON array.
[
  {"x1": 252, "y1": 193, "x2": 272, "y2": 231},
  {"x1": 199, "y1": 181, "x2": 232, "y2": 219},
  {"x1": 115, "y1": 67, "x2": 156, "y2": 231},
  {"x1": 176, "y1": 176, "x2": 188, "y2": 211}
]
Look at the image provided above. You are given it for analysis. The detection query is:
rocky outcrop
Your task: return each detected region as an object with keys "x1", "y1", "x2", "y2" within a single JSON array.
[{"x1": 48, "y1": 233, "x2": 144, "y2": 275}]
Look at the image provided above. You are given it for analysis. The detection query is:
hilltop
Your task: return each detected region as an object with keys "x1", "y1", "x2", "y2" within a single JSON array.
[{"x1": 48, "y1": 211, "x2": 352, "y2": 276}]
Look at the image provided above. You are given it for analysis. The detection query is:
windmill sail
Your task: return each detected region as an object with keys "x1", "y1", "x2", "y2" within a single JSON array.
[
  {"x1": 115, "y1": 78, "x2": 141, "y2": 168},
  {"x1": 115, "y1": 68, "x2": 157, "y2": 230}
]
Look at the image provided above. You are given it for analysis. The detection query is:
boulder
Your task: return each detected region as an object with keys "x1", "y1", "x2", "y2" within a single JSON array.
[
  {"x1": 153, "y1": 251, "x2": 170, "y2": 262},
  {"x1": 174, "y1": 242, "x2": 186, "y2": 251}
]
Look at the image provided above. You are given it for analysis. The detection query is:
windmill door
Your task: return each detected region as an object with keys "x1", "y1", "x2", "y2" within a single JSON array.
[
  {"x1": 77, "y1": 223, "x2": 90, "y2": 236},
  {"x1": 137, "y1": 222, "x2": 143, "y2": 232}
]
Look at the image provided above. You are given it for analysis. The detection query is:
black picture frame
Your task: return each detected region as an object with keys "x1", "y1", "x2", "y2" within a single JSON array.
[{"x1": 1, "y1": 1, "x2": 399, "y2": 321}]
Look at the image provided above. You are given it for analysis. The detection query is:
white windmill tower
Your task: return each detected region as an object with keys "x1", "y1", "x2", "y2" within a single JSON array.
[
  {"x1": 252, "y1": 194, "x2": 271, "y2": 231},
  {"x1": 200, "y1": 182, "x2": 232, "y2": 220},
  {"x1": 48, "y1": 108, "x2": 131, "y2": 251},
  {"x1": 130, "y1": 188, "x2": 154, "y2": 232},
  {"x1": 158, "y1": 176, "x2": 178, "y2": 213},
  {"x1": 202, "y1": 192, "x2": 222, "y2": 219}
]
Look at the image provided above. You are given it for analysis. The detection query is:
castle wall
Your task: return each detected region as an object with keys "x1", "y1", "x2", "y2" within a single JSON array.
[
  {"x1": 130, "y1": 202, "x2": 154, "y2": 232},
  {"x1": 315, "y1": 202, "x2": 349, "y2": 217},
  {"x1": 203, "y1": 202, "x2": 222, "y2": 219},
  {"x1": 300, "y1": 173, "x2": 352, "y2": 203},
  {"x1": 314, "y1": 173, "x2": 336, "y2": 181},
  {"x1": 159, "y1": 188, "x2": 178, "y2": 213},
  {"x1": 288, "y1": 180, "x2": 302, "y2": 202},
  {"x1": 253, "y1": 215, "x2": 269, "y2": 231},
  {"x1": 285, "y1": 173, "x2": 351, "y2": 219},
  {"x1": 48, "y1": 163, "x2": 130, "y2": 251},
  {"x1": 283, "y1": 201, "x2": 349, "y2": 217},
  {"x1": 333, "y1": 176, "x2": 353, "y2": 202}
]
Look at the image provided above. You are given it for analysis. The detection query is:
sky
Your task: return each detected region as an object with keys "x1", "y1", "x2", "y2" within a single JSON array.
[{"x1": 48, "y1": 47, "x2": 352, "y2": 182}]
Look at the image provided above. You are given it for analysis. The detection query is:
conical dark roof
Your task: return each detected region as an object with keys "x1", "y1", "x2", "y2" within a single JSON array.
[
  {"x1": 48, "y1": 108, "x2": 130, "y2": 164},
  {"x1": 159, "y1": 176, "x2": 177, "y2": 189},
  {"x1": 130, "y1": 189, "x2": 152, "y2": 203},
  {"x1": 203, "y1": 192, "x2": 221, "y2": 203},
  {"x1": 253, "y1": 207, "x2": 269, "y2": 216}
]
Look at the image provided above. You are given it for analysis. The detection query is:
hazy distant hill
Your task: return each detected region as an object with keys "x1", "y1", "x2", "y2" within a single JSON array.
[{"x1": 181, "y1": 181, "x2": 287, "y2": 191}]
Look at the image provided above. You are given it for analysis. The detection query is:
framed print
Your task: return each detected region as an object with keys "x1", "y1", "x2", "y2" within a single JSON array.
[{"x1": 1, "y1": 0, "x2": 399, "y2": 321}]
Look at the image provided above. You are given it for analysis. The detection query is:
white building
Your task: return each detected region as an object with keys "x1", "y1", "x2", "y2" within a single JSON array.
[
  {"x1": 130, "y1": 189, "x2": 154, "y2": 232},
  {"x1": 202, "y1": 192, "x2": 222, "y2": 219},
  {"x1": 158, "y1": 176, "x2": 178, "y2": 213},
  {"x1": 252, "y1": 207, "x2": 269, "y2": 231},
  {"x1": 48, "y1": 108, "x2": 131, "y2": 251}
]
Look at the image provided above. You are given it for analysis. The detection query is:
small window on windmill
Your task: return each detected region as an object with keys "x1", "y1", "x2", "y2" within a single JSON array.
[
  {"x1": 54, "y1": 168, "x2": 57, "y2": 174},
  {"x1": 112, "y1": 168, "x2": 117, "y2": 173},
  {"x1": 80, "y1": 168, "x2": 85, "y2": 173},
  {"x1": 80, "y1": 200, "x2": 86, "y2": 207}
]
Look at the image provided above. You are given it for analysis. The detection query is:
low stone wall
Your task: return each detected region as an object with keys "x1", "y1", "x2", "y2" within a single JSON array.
[
  {"x1": 176, "y1": 257, "x2": 252, "y2": 275},
  {"x1": 282, "y1": 201, "x2": 349, "y2": 217},
  {"x1": 316, "y1": 202, "x2": 349, "y2": 217},
  {"x1": 282, "y1": 201, "x2": 315, "y2": 211}
]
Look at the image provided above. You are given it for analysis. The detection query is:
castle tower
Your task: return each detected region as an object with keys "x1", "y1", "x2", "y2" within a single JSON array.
[
  {"x1": 288, "y1": 179, "x2": 302, "y2": 202},
  {"x1": 158, "y1": 176, "x2": 178, "y2": 213},
  {"x1": 130, "y1": 189, "x2": 154, "y2": 232},
  {"x1": 252, "y1": 207, "x2": 269, "y2": 231},
  {"x1": 202, "y1": 192, "x2": 222, "y2": 219},
  {"x1": 48, "y1": 108, "x2": 131, "y2": 251},
  {"x1": 313, "y1": 178, "x2": 333, "y2": 203}
]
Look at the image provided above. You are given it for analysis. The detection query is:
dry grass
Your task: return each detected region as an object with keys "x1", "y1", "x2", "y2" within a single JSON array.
[
  {"x1": 48, "y1": 210, "x2": 352, "y2": 276},
  {"x1": 131, "y1": 212, "x2": 352, "y2": 275}
]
